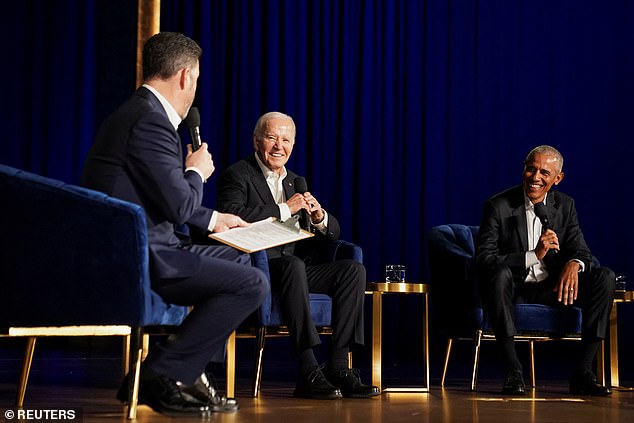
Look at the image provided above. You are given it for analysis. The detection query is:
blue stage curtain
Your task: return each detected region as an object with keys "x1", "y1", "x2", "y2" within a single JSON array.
[
  {"x1": 1, "y1": 0, "x2": 136, "y2": 184},
  {"x1": 1, "y1": 0, "x2": 633, "y2": 285},
  {"x1": 160, "y1": 0, "x2": 634, "y2": 283}
]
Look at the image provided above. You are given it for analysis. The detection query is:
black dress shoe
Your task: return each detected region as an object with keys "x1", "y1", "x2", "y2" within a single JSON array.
[
  {"x1": 502, "y1": 369, "x2": 526, "y2": 395},
  {"x1": 294, "y1": 364, "x2": 343, "y2": 400},
  {"x1": 328, "y1": 368, "x2": 381, "y2": 398},
  {"x1": 117, "y1": 366, "x2": 210, "y2": 417},
  {"x1": 181, "y1": 371, "x2": 239, "y2": 412},
  {"x1": 569, "y1": 371, "x2": 612, "y2": 396}
]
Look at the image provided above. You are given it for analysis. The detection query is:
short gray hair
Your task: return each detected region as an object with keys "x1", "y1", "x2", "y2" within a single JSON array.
[
  {"x1": 253, "y1": 112, "x2": 296, "y2": 139},
  {"x1": 524, "y1": 145, "x2": 564, "y2": 172}
]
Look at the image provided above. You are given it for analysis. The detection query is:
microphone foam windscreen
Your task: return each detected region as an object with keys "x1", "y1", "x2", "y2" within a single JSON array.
[
  {"x1": 184, "y1": 107, "x2": 200, "y2": 128},
  {"x1": 533, "y1": 202, "x2": 548, "y2": 219},
  {"x1": 294, "y1": 177, "x2": 308, "y2": 193}
]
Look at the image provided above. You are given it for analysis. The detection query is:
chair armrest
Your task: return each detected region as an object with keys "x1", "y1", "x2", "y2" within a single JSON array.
[
  {"x1": 250, "y1": 250, "x2": 271, "y2": 276},
  {"x1": 427, "y1": 224, "x2": 483, "y2": 336},
  {"x1": 327, "y1": 240, "x2": 363, "y2": 263},
  {"x1": 250, "y1": 250, "x2": 272, "y2": 324}
]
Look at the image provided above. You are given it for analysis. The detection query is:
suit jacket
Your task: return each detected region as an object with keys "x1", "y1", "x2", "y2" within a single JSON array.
[
  {"x1": 217, "y1": 153, "x2": 340, "y2": 261},
  {"x1": 82, "y1": 87, "x2": 214, "y2": 280},
  {"x1": 475, "y1": 185, "x2": 594, "y2": 282}
]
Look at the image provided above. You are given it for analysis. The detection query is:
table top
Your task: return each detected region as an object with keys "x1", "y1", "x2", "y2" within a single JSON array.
[
  {"x1": 614, "y1": 290, "x2": 634, "y2": 302},
  {"x1": 366, "y1": 282, "x2": 430, "y2": 293}
]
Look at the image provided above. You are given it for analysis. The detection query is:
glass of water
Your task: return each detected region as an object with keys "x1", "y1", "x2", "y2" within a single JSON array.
[
  {"x1": 616, "y1": 274, "x2": 627, "y2": 291},
  {"x1": 385, "y1": 264, "x2": 406, "y2": 283}
]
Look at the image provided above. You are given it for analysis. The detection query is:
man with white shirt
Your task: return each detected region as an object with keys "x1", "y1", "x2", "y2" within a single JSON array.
[
  {"x1": 82, "y1": 32, "x2": 268, "y2": 416},
  {"x1": 475, "y1": 145, "x2": 614, "y2": 396},
  {"x1": 217, "y1": 112, "x2": 379, "y2": 400}
]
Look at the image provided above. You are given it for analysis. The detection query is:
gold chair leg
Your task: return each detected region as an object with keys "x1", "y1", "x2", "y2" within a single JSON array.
[
  {"x1": 348, "y1": 350, "x2": 353, "y2": 368},
  {"x1": 142, "y1": 333, "x2": 150, "y2": 361},
  {"x1": 127, "y1": 347, "x2": 143, "y2": 420},
  {"x1": 127, "y1": 327, "x2": 143, "y2": 420},
  {"x1": 441, "y1": 339, "x2": 453, "y2": 388},
  {"x1": 226, "y1": 331, "x2": 236, "y2": 399},
  {"x1": 253, "y1": 326, "x2": 266, "y2": 397},
  {"x1": 122, "y1": 334, "x2": 131, "y2": 376},
  {"x1": 609, "y1": 300, "x2": 619, "y2": 387},
  {"x1": 529, "y1": 340, "x2": 536, "y2": 388},
  {"x1": 471, "y1": 330, "x2": 483, "y2": 391},
  {"x1": 16, "y1": 337, "x2": 37, "y2": 407}
]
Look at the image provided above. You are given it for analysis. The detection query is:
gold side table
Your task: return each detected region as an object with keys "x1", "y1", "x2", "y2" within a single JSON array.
[
  {"x1": 610, "y1": 289, "x2": 634, "y2": 389},
  {"x1": 365, "y1": 282, "x2": 431, "y2": 393}
]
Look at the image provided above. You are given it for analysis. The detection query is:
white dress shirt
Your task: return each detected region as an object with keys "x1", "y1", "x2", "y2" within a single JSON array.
[
  {"x1": 524, "y1": 193, "x2": 584, "y2": 283},
  {"x1": 524, "y1": 196, "x2": 548, "y2": 282}
]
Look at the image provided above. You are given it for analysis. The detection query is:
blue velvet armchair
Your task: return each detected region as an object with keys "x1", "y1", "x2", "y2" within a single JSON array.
[
  {"x1": 427, "y1": 224, "x2": 603, "y2": 390},
  {"x1": 0, "y1": 164, "x2": 189, "y2": 419}
]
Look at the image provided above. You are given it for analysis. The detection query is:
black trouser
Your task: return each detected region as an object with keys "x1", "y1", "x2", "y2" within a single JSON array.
[
  {"x1": 267, "y1": 256, "x2": 366, "y2": 352},
  {"x1": 148, "y1": 245, "x2": 269, "y2": 385}
]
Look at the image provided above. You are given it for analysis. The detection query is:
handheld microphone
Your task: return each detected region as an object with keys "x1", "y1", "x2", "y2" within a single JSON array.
[
  {"x1": 533, "y1": 202, "x2": 552, "y2": 230},
  {"x1": 534, "y1": 202, "x2": 558, "y2": 254},
  {"x1": 294, "y1": 177, "x2": 310, "y2": 230},
  {"x1": 183, "y1": 107, "x2": 202, "y2": 151}
]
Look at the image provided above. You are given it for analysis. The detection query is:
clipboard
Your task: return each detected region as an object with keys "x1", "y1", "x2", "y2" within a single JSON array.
[{"x1": 209, "y1": 215, "x2": 314, "y2": 253}]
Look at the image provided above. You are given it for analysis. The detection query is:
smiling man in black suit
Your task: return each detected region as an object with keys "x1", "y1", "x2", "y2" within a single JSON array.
[
  {"x1": 475, "y1": 145, "x2": 614, "y2": 396},
  {"x1": 216, "y1": 112, "x2": 379, "y2": 400}
]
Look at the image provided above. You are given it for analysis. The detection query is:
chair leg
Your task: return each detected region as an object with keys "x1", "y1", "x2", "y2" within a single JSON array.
[
  {"x1": 122, "y1": 334, "x2": 131, "y2": 376},
  {"x1": 16, "y1": 337, "x2": 37, "y2": 407},
  {"x1": 471, "y1": 330, "x2": 483, "y2": 391},
  {"x1": 226, "y1": 331, "x2": 236, "y2": 399},
  {"x1": 252, "y1": 326, "x2": 266, "y2": 397},
  {"x1": 142, "y1": 333, "x2": 150, "y2": 361},
  {"x1": 528, "y1": 340, "x2": 536, "y2": 388},
  {"x1": 441, "y1": 338, "x2": 453, "y2": 388},
  {"x1": 127, "y1": 327, "x2": 143, "y2": 420}
]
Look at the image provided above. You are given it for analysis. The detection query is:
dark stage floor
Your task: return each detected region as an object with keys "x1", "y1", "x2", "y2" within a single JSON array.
[
  {"x1": 2, "y1": 335, "x2": 634, "y2": 422},
  {"x1": 2, "y1": 380, "x2": 634, "y2": 423}
]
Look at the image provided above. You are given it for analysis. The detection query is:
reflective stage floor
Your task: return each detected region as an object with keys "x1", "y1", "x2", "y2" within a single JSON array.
[{"x1": 2, "y1": 379, "x2": 634, "y2": 423}]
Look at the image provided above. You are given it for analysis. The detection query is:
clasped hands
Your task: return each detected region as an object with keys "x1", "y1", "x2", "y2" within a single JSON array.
[
  {"x1": 535, "y1": 229, "x2": 578, "y2": 305},
  {"x1": 286, "y1": 192, "x2": 325, "y2": 224}
]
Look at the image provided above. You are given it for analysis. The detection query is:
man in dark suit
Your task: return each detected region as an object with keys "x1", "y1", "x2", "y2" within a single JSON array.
[
  {"x1": 475, "y1": 145, "x2": 614, "y2": 396},
  {"x1": 82, "y1": 32, "x2": 268, "y2": 416},
  {"x1": 216, "y1": 112, "x2": 379, "y2": 399}
]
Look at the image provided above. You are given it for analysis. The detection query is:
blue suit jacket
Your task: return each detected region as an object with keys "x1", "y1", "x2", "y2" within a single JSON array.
[{"x1": 82, "y1": 87, "x2": 215, "y2": 280}]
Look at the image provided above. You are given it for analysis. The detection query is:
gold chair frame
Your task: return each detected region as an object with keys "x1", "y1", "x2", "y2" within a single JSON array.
[
  {"x1": 440, "y1": 330, "x2": 605, "y2": 390},
  {"x1": 5, "y1": 326, "x2": 132, "y2": 412},
  {"x1": 6, "y1": 325, "x2": 238, "y2": 420},
  {"x1": 225, "y1": 325, "x2": 350, "y2": 398}
]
